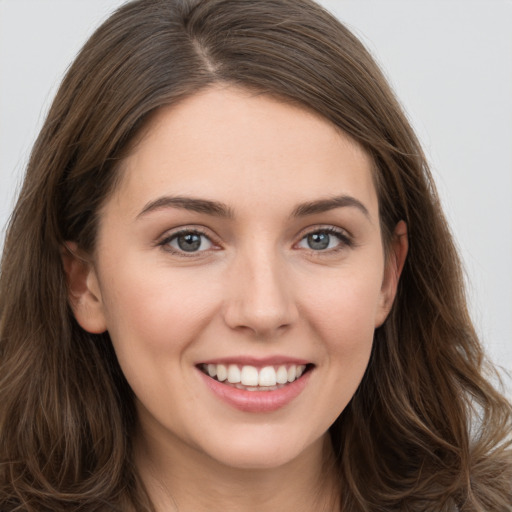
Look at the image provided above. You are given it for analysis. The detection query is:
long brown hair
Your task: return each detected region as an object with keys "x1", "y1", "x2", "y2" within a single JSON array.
[{"x1": 1, "y1": 0, "x2": 510, "y2": 510}]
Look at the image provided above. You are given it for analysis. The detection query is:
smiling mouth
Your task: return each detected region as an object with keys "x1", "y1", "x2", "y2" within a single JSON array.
[{"x1": 198, "y1": 363, "x2": 313, "y2": 391}]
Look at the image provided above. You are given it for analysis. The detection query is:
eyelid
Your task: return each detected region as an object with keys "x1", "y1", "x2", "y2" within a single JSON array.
[
  {"x1": 156, "y1": 225, "x2": 221, "y2": 256},
  {"x1": 154, "y1": 224, "x2": 353, "y2": 256},
  {"x1": 294, "y1": 225, "x2": 353, "y2": 251}
]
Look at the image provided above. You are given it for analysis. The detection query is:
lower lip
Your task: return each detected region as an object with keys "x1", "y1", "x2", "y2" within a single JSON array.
[{"x1": 198, "y1": 368, "x2": 312, "y2": 413}]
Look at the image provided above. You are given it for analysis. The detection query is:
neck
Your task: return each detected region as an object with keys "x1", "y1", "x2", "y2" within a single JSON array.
[{"x1": 135, "y1": 426, "x2": 340, "y2": 512}]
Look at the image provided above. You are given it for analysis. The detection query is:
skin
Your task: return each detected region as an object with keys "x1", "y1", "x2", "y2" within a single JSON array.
[{"x1": 65, "y1": 86, "x2": 408, "y2": 511}]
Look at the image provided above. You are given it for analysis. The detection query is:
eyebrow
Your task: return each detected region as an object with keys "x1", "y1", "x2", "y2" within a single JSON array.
[
  {"x1": 137, "y1": 196, "x2": 234, "y2": 219},
  {"x1": 137, "y1": 194, "x2": 369, "y2": 220},
  {"x1": 291, "y1": 195, "x2": 370, "y2": 218}
]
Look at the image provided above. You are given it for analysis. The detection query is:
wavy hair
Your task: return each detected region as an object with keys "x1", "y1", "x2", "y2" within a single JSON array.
[{"x1": 1, "y1": 0, "x2": 511, "y2": 510}]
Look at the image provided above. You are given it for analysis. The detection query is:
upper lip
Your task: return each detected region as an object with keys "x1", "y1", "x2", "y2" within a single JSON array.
[{"x1": 197, "y1": 356, "x2": 311, "y2": 367}]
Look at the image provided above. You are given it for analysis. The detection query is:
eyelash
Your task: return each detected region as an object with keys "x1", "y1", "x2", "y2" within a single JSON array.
[
  {"x1": 157, "y1": 227, "x2": 217, "y2": 257},
  {"x1": 296, "y1": 226, "x2": 353, "y2": 253},
  {"x1": 157, "y1": 226, "x2": 353, "y2": 257}
]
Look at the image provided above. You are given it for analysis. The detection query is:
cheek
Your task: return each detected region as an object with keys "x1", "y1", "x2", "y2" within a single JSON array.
[
  {"x1": 98, "y1": 262, "x2": 221, "y2": 378},
  {"x1": 299, "y1": 265, "x2": 382, "y2": 397},
  {"x1": 294, "y1": 276, "x2": 379, "y2": 431},
  {"x1": 302, "y1": 266, "x2": 383, "y2": 344},
  {"x1": 97, "y1": 265, "x2": 223, "y2": 425},
  {"x1": 102, "y1": 260, "x2": 214, "y2": 330}
]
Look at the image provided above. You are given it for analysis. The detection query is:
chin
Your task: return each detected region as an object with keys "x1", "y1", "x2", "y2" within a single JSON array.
[{"x1": 195, "y1": 425, "x2": 326, "y2": 471}]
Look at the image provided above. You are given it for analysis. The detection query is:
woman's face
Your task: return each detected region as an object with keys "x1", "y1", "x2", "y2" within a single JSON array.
[{"x1": 71, "y1": 86, "x2": 405, "y2": 470}]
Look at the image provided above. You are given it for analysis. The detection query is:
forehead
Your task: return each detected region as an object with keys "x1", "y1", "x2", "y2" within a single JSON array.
[{"x1": 110, "y1": 86, "x2": 378, "y2": 219}]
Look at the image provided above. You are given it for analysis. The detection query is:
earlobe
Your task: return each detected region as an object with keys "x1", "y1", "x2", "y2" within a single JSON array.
[
  {"x1": 61, "y1": 242, "x2": 107, "y2": 334},
  {"x1": 375, "y1": 220, "x2": 408, "y2": 327}
]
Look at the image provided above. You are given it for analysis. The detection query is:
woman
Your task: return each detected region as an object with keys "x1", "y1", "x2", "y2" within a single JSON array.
[{"x1": 0, "y1": 0, "x2": 510, "y2": 511}]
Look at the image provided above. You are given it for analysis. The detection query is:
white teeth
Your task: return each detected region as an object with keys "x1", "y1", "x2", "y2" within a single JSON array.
[
  {"x1": 258, "y1": 366, "x2": 277, "y2": 387},
  {"x1": 276, "y1": 365, "x2": 288, "y2": 384},
  {"x1": 203, "y1": 363, "x2": 309, "y2": 387},
  {"x1": 227, "y1": 364, "x2": 241, "y2": 383},
  {"x1": 240, "y1": 366, "x2": 259, "y2": 386},
  {"x1": 216, "y1": 364, "x2": 227, "y2": 382}
]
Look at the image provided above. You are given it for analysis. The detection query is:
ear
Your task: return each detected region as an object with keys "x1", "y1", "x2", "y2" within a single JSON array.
[
  {"x1": 61, "y1": 242, "x2": 107, "y2": 334},
  {"x1": 375, "y1": 220, "x2": 408, "y2": 327}
]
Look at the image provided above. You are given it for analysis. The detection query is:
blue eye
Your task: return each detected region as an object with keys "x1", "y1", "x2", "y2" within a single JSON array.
[
  {"x1": 297, "y1": 229, "x2": 349, "y2": 251},
  {"x1": 163, "y1": 230, "x2": 213, "y2": 253}
]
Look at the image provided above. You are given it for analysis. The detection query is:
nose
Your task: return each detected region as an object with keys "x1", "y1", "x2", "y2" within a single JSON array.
[{"x1": 222, "y1": 247, "x2": 298, "y2": 339}]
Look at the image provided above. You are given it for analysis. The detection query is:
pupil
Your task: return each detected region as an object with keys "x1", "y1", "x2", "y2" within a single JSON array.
[
  {"x1": 308, "y1": 232, "x2": 329, "y2": 250},
  {"x1": 178, "y1": 233, "x2": 201, "y2": 252}
]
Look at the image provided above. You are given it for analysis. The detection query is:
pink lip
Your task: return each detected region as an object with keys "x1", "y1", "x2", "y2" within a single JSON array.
[{"x1": 197, "y1": 366, "x2": 312, "y2": 413}]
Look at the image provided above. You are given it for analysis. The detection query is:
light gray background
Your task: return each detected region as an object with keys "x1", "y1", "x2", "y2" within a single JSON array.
[{"x1": 0, "y1": 0, "x2": 511, "y2": 375}]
